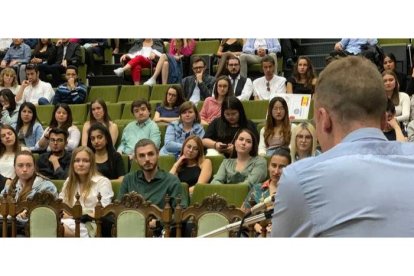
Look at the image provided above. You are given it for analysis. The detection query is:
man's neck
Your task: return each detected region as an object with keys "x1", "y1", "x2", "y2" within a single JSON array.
[
  {"x1": 52, "y1": 150, "x2": 65, "y2": 158},
  {"x1": 265, "y1": 75, "x2": 274, "y2": 82},
  {"x1": 31, "y1": 80, "x2": 40, "y2": 86},
  {"x1": 143, "y1": 168, "x2": 158, "y2": 182}
]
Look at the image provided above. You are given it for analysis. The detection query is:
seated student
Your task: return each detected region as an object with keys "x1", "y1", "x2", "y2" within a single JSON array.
[
  {"x1": 36, "y1": 103, "x2": 80, "y2": 152},
  {"x1": 53, "y1": 65, "x2": 87, "y2": 104},
  {"x1": 214, "y1": 39, "x2": 244, "y2": 78},
  {"x1": 286, "y1": 56, "x2": 317, "y2": 94},
  {"x1": 383, "y1": 99, "x2": 406, "y2": 142},
  {"x1": 0, "y1": 150, "x2": 58, "y2": 236},
  {"x1": 0, "y1": 39, "x2": 31, "y2": 83},
  {"x1": 0, "y1": 68, "x2": 20, "y2": 95},
  {"x1": 199, "y1": 75, "x2": 233, "y2": 125},
  {"x1": 113, "y1": 39, "x2": 164, "y2": 86},
  {"x1": 119, "y1": 138, "x2": 188, "y2": 209},
  {"x1": 117, "y1": 99, "x2": 161, "y2": 158},
  {"x1": 144, "y1": 39, "x2": 196, "y2": 86},
  {"x1": 170, "y1": 135, "x2": 212, "y2": 195},
  {"x1": 383, "y1": 70, "x2": 410, "y2": 125},
  {"x1": 30, "y1": 39, "x2": 56, "y2": 67},
  {"x1": 60, "y1": 146, "x2": 114, "y2": 237},
  {"x1": 87, "y1": 123, "x2": 125, "y2": 181},
  {"x1": 252, "y1": 55, "x2": 286, "y2": 100},
  {"x1": 181, "y1": 57, "x2": 215, "y2": 104},
  {"x1": 0, "y1": 88, "x2": 18, "y2": 126},
  {"x1": 383, "y1": 53, "x2": 408, "y2": 92},
  {"x1": 153, "y1": 85, "x2": 185, "y2": 124},
  {"x1": 290, "y1": 122, "x2": 318, "y2": 162},
  {"x1": 211, "y1": 128, "x2": 267, "y2": 186},
  {"x1": 160, "y1": 101, "x2": 205, "y2": 158},
  {"x1": 37, "y1": 128, "x2": 72, "y2": 180},
  {"x1": 79, "y1": 39, "x2": 108, "y2": 77},
  {"x1": 242, "y1": 147, "x2": 291, "y2": 235},
  {"x1": 202, "y1": 96, "x2": 259, "y2": 157},
  {"x1": 12, "y1": 102, "x2": 44, "y2": 151},
  {"x1": 0, "y1": 125, "x2": 24, "y2": 189},
  {"x1": 258, "y1": 97, "x2": 291, "y2": 156},
  {"x1": 15, "y1": 63, "x2": 55, "y2": 106},
  {"x1": 81, "y1": 99, "x2": 119, "y2": 146}
]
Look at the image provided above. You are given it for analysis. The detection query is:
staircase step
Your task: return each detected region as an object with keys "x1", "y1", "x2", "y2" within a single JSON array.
[
  {"x1": 298, "y1": 42, "x2": 336, "y2": 56},
  {"x1": 88, "y1": 75, "x2": 128, "y2": 86},
  {"x1": 300, "y1": 38, "x2": 339, "y2": 44},
  {"x1": 306, "y1": 54, "x2": 329, "y2": 68}
]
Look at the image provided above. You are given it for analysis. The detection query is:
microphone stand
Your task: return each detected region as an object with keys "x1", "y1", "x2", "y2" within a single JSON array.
[{"x1": 198, "y1": 209, "x2": 273, "y2": 238}]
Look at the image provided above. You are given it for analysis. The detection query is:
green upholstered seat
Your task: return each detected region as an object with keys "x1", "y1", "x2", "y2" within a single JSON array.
[
  {"x1": 190, "y1": 183, "x2": 250, "y2": 208},
  {"x1": 87, "y1": 85, "x2": 119, "y2": 103}
]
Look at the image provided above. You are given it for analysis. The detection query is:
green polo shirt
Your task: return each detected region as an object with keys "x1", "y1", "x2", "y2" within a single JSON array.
[{"x1": 118, "y1": 169, "x2": 188, "y2": 208}]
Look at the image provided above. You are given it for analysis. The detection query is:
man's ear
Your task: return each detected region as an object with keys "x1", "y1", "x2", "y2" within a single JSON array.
[{"x1": 316, "y1": 107, "x2": 332, "y2": 134}]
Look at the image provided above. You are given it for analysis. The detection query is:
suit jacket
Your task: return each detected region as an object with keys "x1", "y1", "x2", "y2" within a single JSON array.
[
  {"x1": 181, "y1": 74, "x2": 215, "y2": 101},
  {"x1": 52, "y1": 42, "x2": 81, "y2": 66}
]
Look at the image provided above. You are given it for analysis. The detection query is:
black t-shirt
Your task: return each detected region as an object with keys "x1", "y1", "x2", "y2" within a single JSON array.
[{"x1": 96, "y1": 152, "x2": 126, "y2": 179}]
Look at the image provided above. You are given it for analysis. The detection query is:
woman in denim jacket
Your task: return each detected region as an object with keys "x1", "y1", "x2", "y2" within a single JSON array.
[
  {"x1": 12, "y1": 102, "x2": 44, "y2": 151},
  {"x1": 160, "y1": 101, "x2": 205, "y2": 159}
]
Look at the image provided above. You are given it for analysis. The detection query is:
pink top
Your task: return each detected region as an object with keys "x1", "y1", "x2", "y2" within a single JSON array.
[
  {"x1": 200, "y1": 97, "x2": 221, "y2": 124},
  {"x1": 169, "y1": 39, "x2": 196, "y2": 56}
]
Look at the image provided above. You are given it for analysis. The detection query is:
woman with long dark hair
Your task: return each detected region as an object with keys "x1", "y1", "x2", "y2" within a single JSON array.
[
  {"x1": 286, "y1": 56, "x2": 317, "y2": 94},
  {"x1": 258, "y1": 97, "x2": 291, "y2": 156},
  {"x1": 13, "y1": 102, "x2": 44, "y2": 151},
  {"x1": 81, "y1": 98, "x2": 119, "y2": 146},
  {"x1": 0, "y1": 88, "x2": 18, "y2": 125},
  {"x1": 87, "y1": 123, "x2": 125, "y2": 180},
  {"x1": 202, "y1": 96, "x2": 258, "y2": 157}
]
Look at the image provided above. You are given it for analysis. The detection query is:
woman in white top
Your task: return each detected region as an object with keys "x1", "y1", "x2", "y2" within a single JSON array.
[
  {"x1": 289, "y1": 122, "x2": 317, "y2": 162},
  {"x1": 113, "y1": 39, "x2": 164, "y2": 85},
  {"x1": 258, "y1": 97, "x2": 291, "y2": 156},
  {"x1": 382, "y1": 70, "x2": 410, "y2": 124},
  {"x1": 81, "y1": 99, "x2": 119, "y2": 146},
  {"x1": 59, "y1": 146, "x2": 114, "y2": 237},
  {"x1": 0, "y1": 125, "x2": 23, "y2": 190},
  {"x1": 36, "y1": 103, "x2": 81, "y2": 152},
  {"x1": 0, "y1": 68, "x2": 20, "y2": 95}
]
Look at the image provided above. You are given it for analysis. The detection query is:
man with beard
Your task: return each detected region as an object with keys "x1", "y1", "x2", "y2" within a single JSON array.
[
  {"x1": 118, "y1": 138, "x2": 187, "y2": 209},
  {"x1": 37, "y1": 128, "x2": 72, "y2": 179},
  {"x1": 225, "y1": 56, "x2": 253, "y2": 101}
]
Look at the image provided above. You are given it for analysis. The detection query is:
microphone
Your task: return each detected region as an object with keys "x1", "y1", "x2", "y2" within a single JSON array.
[{"x1": 250, "y1": 194, "x2": 275, "y2": 214}]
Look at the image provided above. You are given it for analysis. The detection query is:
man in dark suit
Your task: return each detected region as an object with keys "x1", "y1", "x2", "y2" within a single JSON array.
[
  {"x1": 38, "y1": 39, "x2": 81, "y2": 87},
  {"x1": 181, "y1": 57, "x2": 215, "y2": 104},
  {"x1": 225, "y1": 56, "x2": 253, "y2": 101}
]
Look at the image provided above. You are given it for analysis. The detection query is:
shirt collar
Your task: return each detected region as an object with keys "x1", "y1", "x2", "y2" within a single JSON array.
[
  {"x1": 136, "y1": 118, "x2": 151, "y2": 127},
  {"x1": 137, "y1": 169, "x2": 162, "y2": 182},
  {"x1": 341, "y1": 128, "x2": 388, "y2": 143}
]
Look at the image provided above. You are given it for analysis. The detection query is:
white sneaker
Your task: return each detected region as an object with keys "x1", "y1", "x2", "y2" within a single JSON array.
[
  {"x1": 113, "y1": 67, "x2": 124, "y2": 77},
  {"x1": 143, "y1": 78, "x2": 156, "y2": 86}
]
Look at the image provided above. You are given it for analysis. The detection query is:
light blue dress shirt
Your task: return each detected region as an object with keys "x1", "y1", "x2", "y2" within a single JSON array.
[{"x1": 272, "y1": 128, "x2": 414, "y2": 237}]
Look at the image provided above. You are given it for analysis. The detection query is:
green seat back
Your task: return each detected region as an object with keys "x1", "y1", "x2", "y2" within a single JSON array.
[
  {"x1": 193, "y1": 40, "x2": 220, "y2": 55},
  {"x1": 30, "y1": 207, "x2": 58, "y2": 237},
  {"x1": 190, "y1": 183, "x2": 249, "y2": 207},
  {"x1": 106, "y1": 103, "x2": 123, "y2": 121},
  {"x1": 37, "y1": 105, "x2": 54, "y2": 126},
  {"x1": 150, "y1": 84, "x2": 169, "y2": 102},
  {"x1": 205, "y1": 155, "x2": 224, "y2": 175},
  {"x1": 118, "y1": 85, "x2": 150, "y2": 103},
  {"x1": 242, "y1": 100, "x2": 268, "y2": 124},
  {"x1": 117, "y1": 210, "x2": 146, "y2": 237},
  {"x1": 88, "y1": 86, "x2": 119, "y2": 103},
  {"x1": 51, "y1": 179, "x2": 65, "y2": 193},
  {"x1": 111, "y1": 180, "x2": 122, "y2": 201},
  {"x1": 158, "y1": 123, "x2": 168, "y2": 148},
  {"x1": 70, "y1": 104, "x2": 88, "y2": 125},
  {"x1": 197, "y1": 213, "x2": 229, "y2": 237},
  {"x1": 378, "y1": 39, "x2": 410, "y2": 45}
]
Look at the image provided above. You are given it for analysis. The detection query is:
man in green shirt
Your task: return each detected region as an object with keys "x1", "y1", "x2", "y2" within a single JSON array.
[
  {"x1": 117, "y1": 99, "x2": 161, "y2": 158},
  {"x1": 118, "y1": 138, "x2": 188, "y2": 209}
]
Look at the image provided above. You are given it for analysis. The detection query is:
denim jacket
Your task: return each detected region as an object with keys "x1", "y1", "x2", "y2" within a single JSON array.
[
  {"x1": 12, "y1": 122, "x2": 44, "y2": 151},
  {"x1": 160, "y1": 121, "x2": 205, "y2": 157}
]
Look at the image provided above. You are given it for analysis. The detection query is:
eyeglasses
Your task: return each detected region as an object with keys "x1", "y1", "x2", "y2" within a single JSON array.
[
  {"x1": 266, "y1": 82, "x2": 270, "y2": 92},
  {"x1": 192, "y1": 66, "x2": 204, "y2": 70},
  {"x1": 50, "y1": 138, "x2": 64, "y2": 143}
]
